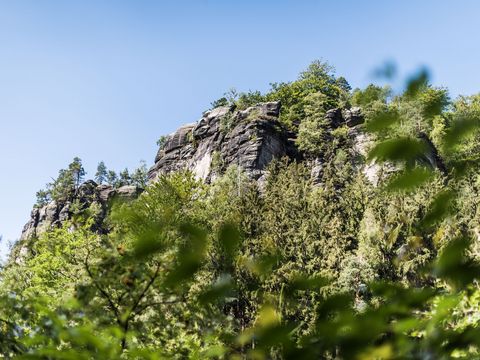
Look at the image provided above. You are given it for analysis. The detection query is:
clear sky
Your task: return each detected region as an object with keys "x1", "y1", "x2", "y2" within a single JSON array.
[{"x1": 0, "y1": 0, "x2": 479, "y2": 254}]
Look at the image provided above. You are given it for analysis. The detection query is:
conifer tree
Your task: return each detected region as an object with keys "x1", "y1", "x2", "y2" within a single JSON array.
[{"x1": 95, "y1": 161, "x2": 108, "y2": 184}]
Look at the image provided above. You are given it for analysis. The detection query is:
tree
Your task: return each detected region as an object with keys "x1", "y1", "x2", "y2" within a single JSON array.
[
  {"x1": 50, "y1": 168, "x2": 75, "y2": 201},
  {"x1": 156, "y1": 135, "x2": 168, "y2": 148},
  {"x1": 266, "y1": 59, "x2": 348, "y2": 128},
  {"x1": 118, "y1": 168, "x2": 131, "y2": 187},
  {"x1": 296, "y1": 92, "x2": 330, "y2": 156},
  {"x1": 130, "y1": 161, "x2": 148, "y2": 188},
  {"x1": 68, "y1": 157, "x2": 86, "y2": 190},
  {"x1": 106, "y1": 170, "x2": 118, "y2": 186},
  {"x1": 8, "y1": 63, "x2": 480, "y2": 359},
  {"x1": 95, "y1": 161, "x2": 108, "y2": 184},
  {"x1": 35, "y1": 189, "x2": 51, "y2": 207}
]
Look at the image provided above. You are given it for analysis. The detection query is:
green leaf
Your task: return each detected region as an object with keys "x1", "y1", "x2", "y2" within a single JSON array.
[
  {"x1": 434, "y1": 237, "x2": 480, "y2": 289},
  {"x1": 421, "y1": 189, "x2": 455, "y2": 228},
  {"x1": 368, "y1": 137, "x2": 427, "y2": 163},
  {"x1": 372, "y1": 60, "x2": 397, "y2": 80},
  {"x1": 386, "y1": 224, "x2": 402, "y2": 251},
  {"x1": 284, "y1": 275, "x2": 330, "y2": 297},
  {"x1": 198, "y1": 274, "x2": 236, "y2": 305},
  {"x1": 218, "y1": 223, "x2": 241, "y2": 261},
  {"x1": 385, "y1": 167, "x2": 433, "y2": 192},
  {"x1": 443, "y1": 116, "x2": 480, "y2": 150},
  {"x1": 404, "y1": 68, "x2": 429, "y2": 98},
  {"x1": 365, "y1": 108, "x2": 400, "y2": 133},
  {"x1": 133, "y1": 221, "x2": 166, "y2": 259},
  {"x1": 163, "y1": 223, "x2": 207, "y2": 288}
]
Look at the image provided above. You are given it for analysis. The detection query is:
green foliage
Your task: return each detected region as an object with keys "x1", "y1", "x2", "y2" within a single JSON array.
[
  {"x1": 296, "y1": 92, "x2": 330, "y2": 156},
  {"x1": 49, "y1": 157, "x2": 86, "y2": 202},
  {"x1": 107, "y1": 169, "x2": 118, "y2": 185},
  {"x1": 218, "y1": 111, "x2": 237, "y2": 134},
  {"x1": 34, "y1": 189, "x2": 50, "y2": 207},
  {"x1": 210, "y1": 151, "x2": 223, "y2": 171},
  {"x1": 130, "y1": 160, "x2": 149, "y2": 188},
  {"x1": 8, "y1": 62, "x2": 480, "y2": 359},
  {"x1": 69, "y1": 156, "x2": 86, "y2": 189},
  {"x1": 95, "y1": 161, "x2": 108, "y2": 184},
  {"x1": 211, "y1": 60, "x2": 350, "y2": 129},
  {"x1": 210, "y1": 96, "x2": 229, "y2": 109},
  {"x1": 156, "y1": 135, "x2": 168, "y2": 148},
  {"x1": 265, "y1": 60, "x2": 348, "y2": 128},
  {"x1": 351, "y1": 84, "x2": 391, "y2": 112}
]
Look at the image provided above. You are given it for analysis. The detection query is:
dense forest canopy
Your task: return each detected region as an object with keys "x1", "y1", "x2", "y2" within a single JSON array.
[{"x1": 4, "y1": 61, "x2": 480, "y2": 359}]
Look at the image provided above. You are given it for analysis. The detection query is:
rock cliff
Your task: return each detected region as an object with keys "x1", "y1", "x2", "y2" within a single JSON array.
[
  {"x1": 148, "y1": 102, "x2": 365, "y2": 183},
  {"x1": 148, "y1": 102, "x2": 298, "y2": 182},
  {"x1": 19, "y1": 101, "x2": 366, "y2": 243},
  {"x1": 20, "y1": 182, "x2": 142, "y2": 242}
]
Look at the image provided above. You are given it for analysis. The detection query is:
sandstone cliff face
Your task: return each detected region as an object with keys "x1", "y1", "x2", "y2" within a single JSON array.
[
  {"x1": 148, "y1": 102, "x2": 298, "y2": 182},
  {"x1": 20, "y1": 181, "x2": 142, "y2": 242},
  {"x1": 148, "y1": 103, "x2": 367, "y2": 187}
]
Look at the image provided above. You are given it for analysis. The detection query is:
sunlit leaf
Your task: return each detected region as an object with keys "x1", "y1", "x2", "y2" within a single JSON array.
[{"x1": 386, "y1": 224, "x2": 402, "y2": 250}]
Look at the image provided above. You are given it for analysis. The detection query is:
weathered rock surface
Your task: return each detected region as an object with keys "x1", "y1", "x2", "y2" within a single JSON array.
[
  {"x1": 151, "y1": 102, "x2": 300, "y2": 183},
  {"x1": 148, "y1": 102, "x2": 297, "y2": 182},
  {"x1": 20, "y1": 182, "x2": 142, "y2": 242}
]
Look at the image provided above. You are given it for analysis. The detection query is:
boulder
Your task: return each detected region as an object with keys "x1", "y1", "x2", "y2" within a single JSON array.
[
  {"x1": 344, "y1": 107, "x2": 364, "y2": 127},
  {"x1": 325, "y1": 108, "x2": 344, "y2": 127},
  {"x1": 97, "y1": 184, "x2": 116, "y2": 202},
  {"x1": 116, "y1": 185, "x2": 143, "y2": 199}
]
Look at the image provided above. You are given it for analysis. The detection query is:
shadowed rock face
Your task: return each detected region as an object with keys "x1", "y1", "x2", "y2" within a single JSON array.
[
  {"x1": 148, "y1": 102, "x2": 298, "y2": 182},
  {"x1": 20, "y1": 181, "x2": 142, "y2": 242}
]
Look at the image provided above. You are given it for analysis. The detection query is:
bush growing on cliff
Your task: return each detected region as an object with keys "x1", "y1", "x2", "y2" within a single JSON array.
[
  {"x1": 210, "y1": 60, "x2": 350, "y2": 129},
  {"x1": 265, "y1": 60, "x2": 349, "y2": 128}
]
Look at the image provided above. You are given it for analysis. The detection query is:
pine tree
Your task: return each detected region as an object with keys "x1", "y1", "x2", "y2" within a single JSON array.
[
  {"x1": 130, "y1": 161, "x2": 148, "y2": 188},
  {"x1": 106, "y1": 170, "x2": 118, "y2": 186},
  {"x1": 118, "y1": 168, "x2": 131, "y2": 187},
  {"x1": 35, "y1": 189, "x2": 51, "y2": 207},
  {"x1": 95, "y1": 161, "x2": 108, "y2": 184},
  {"x1": 68, "y1": 157, "x2": 86, "y2": 190},
  {"x1": 50, "y1": 168, "x2": 75, "y2": 201}
]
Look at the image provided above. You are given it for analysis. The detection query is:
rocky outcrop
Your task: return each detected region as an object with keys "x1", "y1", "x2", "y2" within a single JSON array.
[
  {"x1": 148, "y1": 102, "x2": 298, "y2": 182},
  {"x1": 20, "y1": 102, "x2": 366, "y2": 243},
  {"x1": 20, "y1": 181, "x2": 142, "y2": 241},
  {"x1": 149, "y1": 103, "x2": 368, "y2": 183}
]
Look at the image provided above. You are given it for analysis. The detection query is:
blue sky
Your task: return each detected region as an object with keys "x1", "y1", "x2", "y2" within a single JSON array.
[{"x1": 0, "y1": 0, "x2": 479, "y2": 254}]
